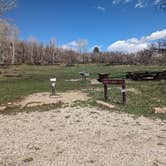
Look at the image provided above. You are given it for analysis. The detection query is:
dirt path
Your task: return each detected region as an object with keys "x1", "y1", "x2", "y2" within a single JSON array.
[
  {"x1": 0, "y1": 107, "x2": 166, "y2": 166},
  {"x1": 14, "y1": 91, "x2": 89, "y2": 108}
]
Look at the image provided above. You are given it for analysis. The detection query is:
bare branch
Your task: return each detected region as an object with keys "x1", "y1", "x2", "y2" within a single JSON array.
[
  {"x1": 159, "y1": 0, "x2": 166, "y2": 10},
  {"x1": 0, "y1": 0, "x2": 16, "y2": 16}
]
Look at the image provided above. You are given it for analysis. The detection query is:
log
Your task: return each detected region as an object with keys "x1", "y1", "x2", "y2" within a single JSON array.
[
  {"x1": 3, "y1": 73, "x2": 21, "y2": 77},
  {"x1": 0, "y1": 106, "x2": 7, "y2": 112},
  {"x1": 96, "y1": 100, "x2": 115, "y2": 109}
]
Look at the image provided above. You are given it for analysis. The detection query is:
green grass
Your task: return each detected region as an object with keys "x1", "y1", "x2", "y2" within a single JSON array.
[{"x1": 0, "y1": 64, "x2": 166, "y2": 119}]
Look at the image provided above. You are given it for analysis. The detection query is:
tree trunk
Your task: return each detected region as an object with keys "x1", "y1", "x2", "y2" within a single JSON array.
[{"x1": 11, "y1": 41, "x2": 15, "y2": 64}]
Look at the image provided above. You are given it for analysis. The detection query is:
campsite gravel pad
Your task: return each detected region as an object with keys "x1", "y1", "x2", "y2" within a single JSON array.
[{"x1": 0, "y1": 107, "x2": 166, "y2": 166}]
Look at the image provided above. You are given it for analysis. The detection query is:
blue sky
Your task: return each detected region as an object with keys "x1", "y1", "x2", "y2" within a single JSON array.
[{"x1": 4, "y1": 0, "x2": 166, "y2": 53}]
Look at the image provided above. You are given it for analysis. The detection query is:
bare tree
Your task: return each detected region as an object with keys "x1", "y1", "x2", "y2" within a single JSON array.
[
  {"x1": 0, "y1": 0, "x2": 17, "y2": 64},
  {"x1": 9, "y1": 24, "x2": 18, "y2": 64},
  {"x1": 0, "y1": 19, "x2": 11, "y2": 64},
  {"x1": 158, "y1": 0, "x2": 166, "y2": 10},
  {"x1": 0, "y1": 20, "x2": 6, "y2": 64},
  {"x1": 49, "y1": 38, "x2": 56, "y2": 64},
  {"x1": 76, "y1": 39, "x2": 88, "y2": 64},
  {"x1": 27, "y1": 36, "x2": 38, "y2": 64},
  {"x1": 0, "y1": 0, "x2": 16, "y2": 16}
]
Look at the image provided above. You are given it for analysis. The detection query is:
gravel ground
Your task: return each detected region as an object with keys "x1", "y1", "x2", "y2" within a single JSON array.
[{"x1": 0, "y1": 107, "x2": 166, "y2": 166}]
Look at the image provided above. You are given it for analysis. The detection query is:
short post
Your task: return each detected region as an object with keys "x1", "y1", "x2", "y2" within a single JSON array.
[
  {"x1": 50, "y1": 78, "x2": 56, "y2": 96},
  {"x1": 121, "y1": 80, "x2": 126, "y2": 104},
  {"x1": 104, "y1": 84, "x2": 108, "y2": 101}
]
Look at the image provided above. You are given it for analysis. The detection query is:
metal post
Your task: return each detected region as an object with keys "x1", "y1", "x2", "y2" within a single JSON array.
[
  {"x1": 122, "y1": 80, "x2": 126, "y2": 104},
  {"x1": 50, "y1": 78, "x2": 56, "y2": 96},
  {"x1": 51, "y1": 82, "x2": 56, "y2": 96},
  {"x1": 104, "y1": 84, "x2": 108, "y2": 101}
]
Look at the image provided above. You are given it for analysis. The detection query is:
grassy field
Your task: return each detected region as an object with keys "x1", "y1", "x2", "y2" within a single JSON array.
[{"x1": 0, "y1": 64, "x2": 166, "y2": 119}]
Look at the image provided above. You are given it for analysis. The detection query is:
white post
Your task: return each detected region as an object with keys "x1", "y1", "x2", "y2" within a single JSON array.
[{"x1": 50, "y1": 78, "x2": 56, "y2": 96}]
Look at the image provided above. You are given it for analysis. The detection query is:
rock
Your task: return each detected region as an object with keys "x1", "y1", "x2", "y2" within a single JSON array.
[
  {"x1": 89, "y1": 111, "x2": 100, "y2": 115},
  {"x1": 27, "y1": 144, "x2": 40, "y2": 151},
  {"x1": 23, "y1": 157, "x2": 33, "y2": 163},
  {"x1": 154, "y1": 107, "x2": 166, "y2": 114},
  {"x1": 50, "y1": 128, "x2": 54, "y2": 131},
  {"x1": 87, "y1": 159, "x2": 95, "y2": 163},
  {"x1": 55, "y1": 145, "x2": 65, "y2": 155},
  {"x1": 0, "y1": 106, "x2": 6, "y2": 112},
  {"x1": 157, "y1": 142, "x2": 165, "y2": 146},
  {"x1": 90, "y1": 79, "x2": 100, "y2": 85},
  {"x1": 65, "y1": 114, "x2": 70, "y2": 119},
  {"x1": 96, "y1": 100, "x2": 115, "y2": 109},
  {"x1": 75, "y1": 119, "x2": 81, "y2": 122}
]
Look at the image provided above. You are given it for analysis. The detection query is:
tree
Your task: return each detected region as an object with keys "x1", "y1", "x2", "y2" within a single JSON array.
[
  {"x1": 0, "y1": 0, "x2": 17, "y2": 64},
  {"x1": 159, "y1": 0, "x2": 166, "y2": 10},
  {"x1": 9, "y1": 24, "x2": 18, "y2": 64},
  {"x1": 27, "y1": 36, "x2": 38, "y2": 64},
  {"x1": 0, "y1": 19, "x2": 18, "y2": 64},
  {"x1": 76, "y1": 39, "x2": 88, "y2": 64},
  {"x1": 0, "y1": 0, "x2": 16, "y2": 16},
  {"x1": 0, "y1": 19, "x2": 9, "y2": 64},
  {"x1": 49, "y1": 38, "x2": 56, "y2": 64},
  {"x1": 93, "y1": 46, "x2": 100, "y2": 54}
]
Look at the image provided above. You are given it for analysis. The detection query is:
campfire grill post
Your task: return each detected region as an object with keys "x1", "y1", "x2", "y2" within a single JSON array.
[
  {"x1": 104, "y1": 84, "x2": 108, "y2": 101},
  {"x1": 121, "y1": 80, "x2": 126, "y2": 104},
  {"x1": 98, "y1": 73, "x2": 109, "y2": 82}
]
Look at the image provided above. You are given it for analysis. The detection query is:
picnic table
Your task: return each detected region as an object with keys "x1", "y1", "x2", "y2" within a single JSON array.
[{"x1": 79, "y1": 71, "x2": 89, "y2": 80}]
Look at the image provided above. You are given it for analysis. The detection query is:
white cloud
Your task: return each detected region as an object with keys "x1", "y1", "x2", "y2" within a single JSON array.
[
  {"x1": 135, "y1": 0, "x2": 145, "y2": 8},
  {"x1": 112, "y1": 0, "x2": 131, "y2": 4},
  {"x1": 61, "y1": 41, "x2": 78, "y2": 51},
  {"x1": 112, "y1": 0, "x2": 162, "y2": 8},
  {"x1": 143, "y1": 29, "x2": 166, "y2": 41},
  {"x1": 61, "y1": 39, "x2": 88, "y2": 51},
  {"x1": 107, "y1": 29, "x2": 166, "y2": 53},
  {"x1": 112, "y1": 0, "x2": 145, "y2": 8},
  {"x1": 96, "y1": 6, "x2": 106, "y2": 11},
  {"x1": 108, "y1": 39, "x2": 149, "y2": 53}
]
